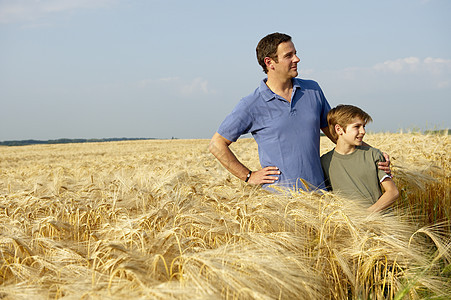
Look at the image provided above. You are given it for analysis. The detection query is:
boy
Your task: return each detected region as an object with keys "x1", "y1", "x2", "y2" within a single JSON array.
[{"x1": 320, "y1": 105, "x2": 399, "y2": 212}]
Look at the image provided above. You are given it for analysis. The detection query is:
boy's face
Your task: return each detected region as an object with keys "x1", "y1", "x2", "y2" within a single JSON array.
[{"x1": 337, "y1": 117, "x2": 366, "y2": 146}]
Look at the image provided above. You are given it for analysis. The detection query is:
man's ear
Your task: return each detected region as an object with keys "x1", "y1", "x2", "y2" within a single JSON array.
[
  {"x1": 335, "y1": 124, "x2": 344, "y2": 136},
  {"x1": 264, "y1": 57, "x2": 274, "y2": 71}
]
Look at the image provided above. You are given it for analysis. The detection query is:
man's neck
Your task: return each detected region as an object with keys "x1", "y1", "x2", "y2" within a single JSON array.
[
  {"x1": 266, "y1": 76, "x2": 293, "y2": 102},
  {"x1": 334, "y1": 140, "x2": 357, "y2": 155}
]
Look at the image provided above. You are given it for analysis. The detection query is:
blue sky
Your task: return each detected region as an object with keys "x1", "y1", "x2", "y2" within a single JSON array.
[{"x1": 1, "y1": 0, "x2": 450, "y2": 141}]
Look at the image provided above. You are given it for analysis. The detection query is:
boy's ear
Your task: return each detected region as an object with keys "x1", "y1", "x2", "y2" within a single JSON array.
[{"x1": 335, "y1": 124, "x2": 344, "y2": 136}]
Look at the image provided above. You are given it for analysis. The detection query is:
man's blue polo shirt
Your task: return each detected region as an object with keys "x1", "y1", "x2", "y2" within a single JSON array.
[{"x1": 218, "y1": 78, "x2": 331, "y2": 190}]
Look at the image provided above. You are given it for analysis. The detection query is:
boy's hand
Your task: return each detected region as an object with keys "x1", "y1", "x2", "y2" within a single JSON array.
[{"x1": 378, "y1": 152, "x2": 392, "y2": 176}]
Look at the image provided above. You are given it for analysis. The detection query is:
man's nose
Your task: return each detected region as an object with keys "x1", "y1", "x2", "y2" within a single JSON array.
[{"x1": 294, "y1": 55, "x2": 300, "y2": 63}]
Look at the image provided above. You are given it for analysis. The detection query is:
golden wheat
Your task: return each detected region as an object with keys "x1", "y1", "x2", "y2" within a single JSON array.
[{"x1": 0, "y1": 133, "x2": 449, "y2": 299}]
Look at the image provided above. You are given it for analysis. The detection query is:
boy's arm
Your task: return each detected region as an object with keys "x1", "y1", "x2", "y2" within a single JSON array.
[
  {"x1": 367, "y1": 178, "x2": 399, "y2": 213},
  {"x1": 321, "y1": 126, "x2": 336, "y2": 144}
]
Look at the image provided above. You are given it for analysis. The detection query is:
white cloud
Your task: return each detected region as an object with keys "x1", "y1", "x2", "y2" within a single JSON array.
[
  {"x1": 369, "y1": 57, "x2": 451, "y2": 89},
  {"x1": 313, "y1": 56, "x2": 451, "y2": 92},
  {"x1": 423, "y1": 57, "x2": 451, "y2": 75},
  {"x1": 309, "y1": 56, "x2": 451, "y2": 132},
  {"x1": 309, "y1": 55, "x2": 451, "y2": 109},
  {"x1": 0, "y1": 0, "x2": 117, "y2": 24},
  {"x1": 373, "y1": 57, "x2": 420, "y2": 73},
  {"x1": 180, "y1": 77, "x2": 214, "y2": 96},
  {"x1": 372, "y1": 57, "x2": 451, "y2": 75}
]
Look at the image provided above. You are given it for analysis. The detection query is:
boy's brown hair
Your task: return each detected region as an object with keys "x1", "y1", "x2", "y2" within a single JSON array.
[{"x1": 327, "y1": 104, "x2": 373, "y2": 140}]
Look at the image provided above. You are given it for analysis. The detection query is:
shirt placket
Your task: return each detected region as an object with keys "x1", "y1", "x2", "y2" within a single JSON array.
[
  {"x1": 275, "y1": 96, "x2": 292, "y2": 116},
  {"x1": 289, "y1": 86, "x2": 298, "y2": 116}
]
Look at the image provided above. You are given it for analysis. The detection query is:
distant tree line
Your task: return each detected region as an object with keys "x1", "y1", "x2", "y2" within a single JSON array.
[
  {"x1": 0, "y1": 130, "x2": 447, "y2": 147},
  {"x1": 0, "y1": 137, "x2": 159, "y2": 147},
  {"x1": 423, "y1": 129, "x2": 449, "y2": 135}
]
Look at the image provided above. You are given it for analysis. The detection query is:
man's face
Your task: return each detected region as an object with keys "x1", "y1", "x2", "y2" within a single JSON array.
[{"x1": 270, "y1": 41, "x2": 300, "y2": 80}]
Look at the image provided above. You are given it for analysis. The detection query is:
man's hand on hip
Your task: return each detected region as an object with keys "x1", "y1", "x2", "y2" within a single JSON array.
[
  {"x1": 248, "y1": 166, "x2": 280, "y2": 185},
  {"x1": 378, "y1": 152, "x2": 392, "y2": 176}
]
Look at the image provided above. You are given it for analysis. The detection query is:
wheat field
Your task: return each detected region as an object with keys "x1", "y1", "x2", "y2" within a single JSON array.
[{"x1": 0, "y1": 133, "x2": 450, "y2": 299}]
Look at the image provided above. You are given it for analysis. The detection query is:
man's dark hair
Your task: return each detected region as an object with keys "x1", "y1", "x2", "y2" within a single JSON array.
[{"x1": 256, "y1": 32, "x2": 292, "y2": 74}]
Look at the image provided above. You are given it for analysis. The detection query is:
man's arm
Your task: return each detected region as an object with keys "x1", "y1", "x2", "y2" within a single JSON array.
[
  {"x1": 367, "y1": 143, "x2": 391, "y2": 174},
  {"x1": 321, "y1": 126, "x2": 336, "y2": 144},
  {"x1": 367, "y1": 178, "x2": 399, "y2": 213},
  {"x1": 208, "y1": 132, "x2": 280, "y2": 185},
  {"x1": 377, "y1": 153, "x2": 391, "y2": 174}
]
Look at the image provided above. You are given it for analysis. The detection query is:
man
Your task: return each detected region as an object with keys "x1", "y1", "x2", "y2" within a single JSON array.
[{"x1": 209, "y1": 32, "x2": 389, "y2": 190}]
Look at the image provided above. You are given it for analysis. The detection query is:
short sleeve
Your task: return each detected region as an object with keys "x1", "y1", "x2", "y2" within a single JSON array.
[
  {"x1": 320, "y1": 151, "x2": 333, "y2": 191},
  {"x1": 217, "y1": 99, "x2": 253, "y2": 142},
  {"x1": 373, "y1": 149, "x2": 389, "y2": 182}
]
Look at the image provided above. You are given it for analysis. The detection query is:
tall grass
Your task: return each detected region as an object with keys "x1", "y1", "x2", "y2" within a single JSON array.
[
  {"x1": 351, "y1": 132, "x2": 450, "y2": 229},
  {"x1": 0, "y1": 134, "x2": 449, "y2": 299}
]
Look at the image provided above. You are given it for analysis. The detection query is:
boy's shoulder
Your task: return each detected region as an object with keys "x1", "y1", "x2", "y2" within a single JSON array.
[
  {"x1": 356, "y1": 145, "x2": 384, "y2": 157},
  {"x1": 357, "y1": 145, "x2": 375, "y2": 151},
  {"x1": 320, "y1": 149, "x2": 334, "y2": 159}
]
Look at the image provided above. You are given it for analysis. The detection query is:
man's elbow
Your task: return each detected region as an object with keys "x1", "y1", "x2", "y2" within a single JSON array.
[
  {"x1": 209, "y1": 136, "x2": 223, "y2": 158},
  {"x1": 209, "y1": 133, "x2": 231, "y2": 157},
  {"x1": 208, "y1": 138, "x2": 217, "y2": 156}
]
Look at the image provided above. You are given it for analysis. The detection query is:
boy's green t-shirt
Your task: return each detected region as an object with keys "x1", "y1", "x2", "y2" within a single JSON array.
[{"x1": 320, "y1": 145, "x2": 388, "y2": 205}]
